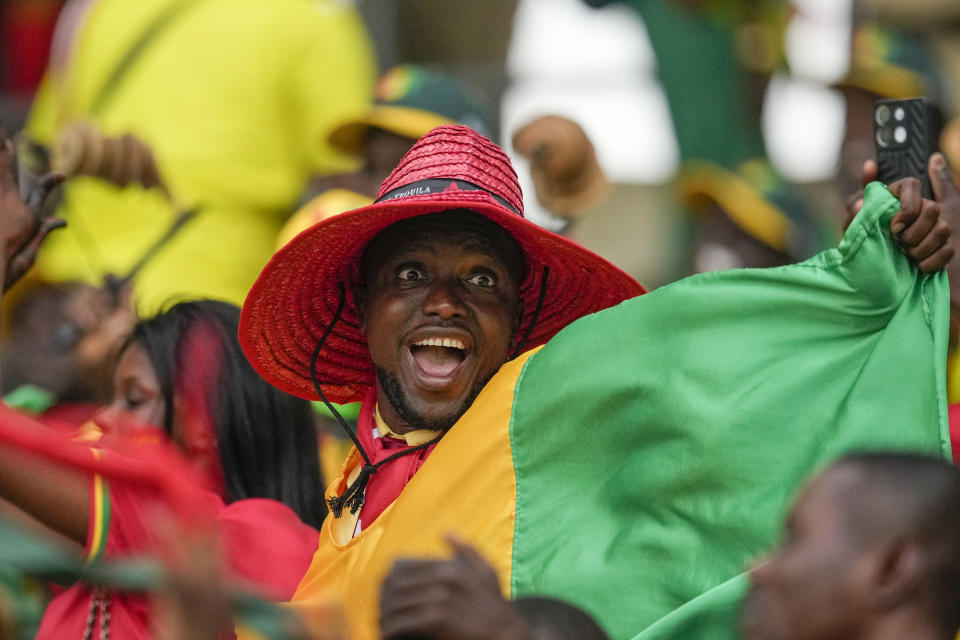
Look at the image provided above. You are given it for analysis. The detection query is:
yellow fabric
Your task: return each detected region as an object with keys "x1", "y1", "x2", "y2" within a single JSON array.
[
  {"x1": 327, "y1": 402, "x2": 479, "y2": 547},
  {"x1": 947, "y1": 348, "x2": 960, "y2": 404},
  {"x1": 276, "y1": 189, "x2": 372, "y2": 249},
  {"x1": 373, "y1": 404, "x2": 440, "y2": 447},
  {"x1": 259, "y1": 349, "x2": 541, "y2": 640},
  {"x1": 328, "y1": 447, "x2": 362, "y2": 544},
  {"x1": 27, "y1": 0, "x2": 375, "y2": 313},
  {"x1": 840, "y1": 67, "x2": 926, "y2": 101},
  {"x1": 328, "y1": 105, "x2": 457, "y2": 155},
  {"x1": 318, "y1": 433, "x2": 356, "y2": 490},
  {"x1": 677, "y1": 161, "x2": 792, "y2": 252},
  {"x1": 86, "y1": 450, "x2": 107, "y2": 564}
]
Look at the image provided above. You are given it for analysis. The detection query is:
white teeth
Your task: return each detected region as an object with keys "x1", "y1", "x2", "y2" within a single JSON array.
[{"x1": 413, "y1": 337, "x2": 466, "y2": 350}]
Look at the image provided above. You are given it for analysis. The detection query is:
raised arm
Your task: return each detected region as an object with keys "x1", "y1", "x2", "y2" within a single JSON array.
[
  {"x1": 0, "y1": 125, "x2": 65, "y2": 293},
  {"x1": 0, "y1": 125, "x2": 88, "y2": 545}
]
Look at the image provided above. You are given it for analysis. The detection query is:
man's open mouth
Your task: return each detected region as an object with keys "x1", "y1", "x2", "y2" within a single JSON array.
[{"x1": 409, "y1": 337, "x2": 468, "y2": 380}]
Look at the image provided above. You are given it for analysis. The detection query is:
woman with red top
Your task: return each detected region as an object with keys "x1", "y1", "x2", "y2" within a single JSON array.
[
  {"x1": 0, "y1": 130, "x2": 323, "y2": 638},
  {"x1": 1, "y1": 301, "x2": 326, "y2": 639}
]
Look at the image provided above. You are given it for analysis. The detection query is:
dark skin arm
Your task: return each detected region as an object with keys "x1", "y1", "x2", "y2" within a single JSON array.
[
  {"x1": 379, "y1": 535, "x2": 533, "y2": 640},
  {"x1": 925, "y1": 153, "x2": 960, "y2": 317},
  {"x1": 0, "y1": 446, "x2": 91, "y2": 544},
  {"x1": 0, "y1": 125, "x2": 88, "y2": 545},
  {"x1": 0, "y1": 127, "x2": 66, "y2": 292}
]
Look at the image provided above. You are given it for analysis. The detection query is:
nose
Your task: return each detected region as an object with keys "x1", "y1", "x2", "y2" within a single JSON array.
[
  {"x1": 421, "y1": 277, "x2": 467, "y2": 320},
  {"x1": 93, "y1": 403, "x2": 119, "y2": 433}
]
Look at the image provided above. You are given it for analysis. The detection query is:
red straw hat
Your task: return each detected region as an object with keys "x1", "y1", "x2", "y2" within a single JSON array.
[{"x1": 240, "y1": 126, "x2": 644, "y2": 403}]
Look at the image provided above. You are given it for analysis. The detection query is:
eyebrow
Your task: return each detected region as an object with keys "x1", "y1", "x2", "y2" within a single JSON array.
[
  {"x1": 389, "y1": 240, "x2": 506, "y2": 265},
  {"x1": 395, "y1": 241, "x2": 440, "y2": 256},
  {"x1": 461, "y1": 238, "x2": 501, "y2": 255}
]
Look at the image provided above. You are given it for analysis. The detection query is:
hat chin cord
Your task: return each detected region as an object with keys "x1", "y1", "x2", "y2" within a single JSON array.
[
  {"x1": 310, "y1": 283, "x2": 443, "y2": 518},
  {"x1": 511, "y1": 266, "x2": 549, "y2": 359}
]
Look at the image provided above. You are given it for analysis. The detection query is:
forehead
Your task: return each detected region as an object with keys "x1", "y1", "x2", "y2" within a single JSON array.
[
  {"x1": 790, "y1": 467, "x2": 862, "y2": 532},
  {"x1": 361, "y1": 211, "x2": 524, "y2": 276},
  {"x1": 115, "y1": 341, "x2": 159, "y2": 384}
]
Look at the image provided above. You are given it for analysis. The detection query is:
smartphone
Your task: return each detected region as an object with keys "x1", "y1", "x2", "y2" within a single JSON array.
[{"x1": 874, "y1": 97, "x2": 943, "y2": 199}]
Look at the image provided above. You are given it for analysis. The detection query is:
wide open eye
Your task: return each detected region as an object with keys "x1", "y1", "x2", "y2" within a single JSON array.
[
  {"x1": 466, "y1": 272, "x2": 497, "y2": 288},
  {"x1": 398, "y1": 267, "x2": 426, "y2": 282}
]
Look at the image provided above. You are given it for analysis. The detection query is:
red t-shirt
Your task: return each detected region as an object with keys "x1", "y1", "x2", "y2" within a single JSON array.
[{"x1": 36, "y1": 466, "x2": 319, "y2": 639}]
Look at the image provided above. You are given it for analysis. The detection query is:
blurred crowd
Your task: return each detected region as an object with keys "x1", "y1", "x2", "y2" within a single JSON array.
[{"x1": 0, "y1": 0, "x2": 958, "y2": 639}]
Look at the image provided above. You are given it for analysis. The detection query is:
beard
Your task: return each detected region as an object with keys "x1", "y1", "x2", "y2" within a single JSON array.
[{"x1": 374, "y1": 365, "x2": 496, "y2": 432}]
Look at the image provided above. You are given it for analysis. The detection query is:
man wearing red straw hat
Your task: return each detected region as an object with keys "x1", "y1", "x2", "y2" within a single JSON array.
[{"x1": 239, "y1": 125, "x2": 954, "y2": 640}]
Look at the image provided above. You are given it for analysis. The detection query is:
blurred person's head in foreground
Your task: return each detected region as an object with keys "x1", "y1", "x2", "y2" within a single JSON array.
[
  {"x1": 379, "y1": 536, "x2": 609, "y2": 640},
  {"x1": 96, "y1": 299, "x2": 325, "y2": 528},
  {"x1": 742, "y1": 451, "x2": 960, "y2": 640},
  {"x1": 512, "y1": 597, "x2": 610, "y2": 640}
]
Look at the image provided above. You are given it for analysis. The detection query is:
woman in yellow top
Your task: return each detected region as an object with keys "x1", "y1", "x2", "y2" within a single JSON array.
[{"x1": 27, "y1": 0, "x2": 375, "y2": 313}]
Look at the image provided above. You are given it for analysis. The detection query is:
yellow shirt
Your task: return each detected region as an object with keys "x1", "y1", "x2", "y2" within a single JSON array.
[
  {"x1": 276, "y1": 188, "x2": 372, "y2": 249},
  {"x1": 329, "y1": 405, "x2": 440, "y2": 542},
  {"x1": 278, "y1": 352, "x2": 538, "y2": 640},
  {"x1": 373, "y1": 405, "x2": 439, "y2": 447},
  {"x1": 28, "y1": 0, "x2": 375, "y2": 313}
]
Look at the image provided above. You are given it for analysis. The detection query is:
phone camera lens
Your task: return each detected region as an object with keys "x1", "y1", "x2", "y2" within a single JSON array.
[
  {"x1": 894, "y1": 106, "x2": 906, "y2": 121},
  {"x1": 876, "y1": 105, "x2": 892, "y2": 125},
  {"x1": 894, "y1": 126, "x2": 908, "y2": 144},
  {"x1": 877, "y1": 126, "x2": 894, "y2": 147}
]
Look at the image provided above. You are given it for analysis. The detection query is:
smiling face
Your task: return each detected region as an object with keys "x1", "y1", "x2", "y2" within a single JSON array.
[
  {"x1": 95, "y1": 341, "x2": 166, "y2": 433},
  {"x1": 359, "y1": 211, "x2": 524, "y2": 433},
  {"x1": 742, "y1": 467, "x2": 874, "y2": 640}
]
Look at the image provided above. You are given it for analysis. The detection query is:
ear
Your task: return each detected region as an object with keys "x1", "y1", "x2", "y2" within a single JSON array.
[{"x1": 871, "y1": 539, "x2": 924, "y2": 610}]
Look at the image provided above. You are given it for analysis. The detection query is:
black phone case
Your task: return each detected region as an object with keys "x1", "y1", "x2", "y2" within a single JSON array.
[{"x1": 875, "y1": 98, "x2": 942, "y2": 199}]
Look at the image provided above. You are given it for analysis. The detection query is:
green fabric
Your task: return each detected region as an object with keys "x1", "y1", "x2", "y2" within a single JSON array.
[
  {"x1": 3, "y1": 385, "x2": 56, "y2": 415},
  {"x1": 508, "y1": 182, "x2": 948, "y2": 639},
  {"x1": 0, "y1": 567, "x2": 46, "y2": 640},
  {"x1": 614, "y1": 0, "x2": 766, "y2": 167},
  {"x1": 311, "y1": 400, "x2": 361, "y2": 422}
]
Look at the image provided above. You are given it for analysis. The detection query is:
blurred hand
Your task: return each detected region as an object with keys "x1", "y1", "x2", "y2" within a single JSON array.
[
  {"x1": 379, "y1": 535, "x2": 532, "y2": 640},
  {"x1": 511, "y1": 115, "x2": 608, "y2": 218},
  {"x1": 0, "y1": 124, "x2": 65, "y2": 290},
  {"x1": 152, "y1": 518, "x2": 231, "y2": 640},
  {"x1": 844, "y1": 158, "x2": 953, "y2": 273},
  {"x1": 66, "y1": 282, "x2": 137, "y2": 372}
]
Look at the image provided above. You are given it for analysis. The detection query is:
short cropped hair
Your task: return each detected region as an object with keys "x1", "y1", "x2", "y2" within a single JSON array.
[
  {"x1": 831, "y1": 451, "x2": 960, "y2": 634},
  {"x1": 512, "y1": 596, "x2": 610, "y2": 640}
]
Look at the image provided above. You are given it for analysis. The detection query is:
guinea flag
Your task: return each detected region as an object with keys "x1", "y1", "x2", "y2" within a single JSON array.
[{"x1": 263, "y1": 181, "x2": 948, "y2": 640}]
